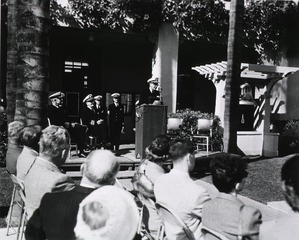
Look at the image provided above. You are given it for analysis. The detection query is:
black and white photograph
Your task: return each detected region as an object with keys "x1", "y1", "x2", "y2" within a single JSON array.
[{"x1": 1, "y1": 0, "x2": 299, "y2": 239}]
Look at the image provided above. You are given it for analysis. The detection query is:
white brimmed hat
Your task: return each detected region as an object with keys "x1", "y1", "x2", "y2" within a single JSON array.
[
  {"x1": 74, "y1": 186, "x2": 139, "y2": 240},
  {"x1": 147, "y1": 77, "x2": 159, "y2": 84},
  {"x1": 83, "y1": 94, "x2": 94, "y2": 103},
  {"x1": 94, "y1": 95, "x2": 102, "y2": 100},
  {"x1": 111, "y1": 93, "x2": 120, "y2": 98},
  {"x1": 49, "y1": 91, "x2": 65, "y2": 99}
]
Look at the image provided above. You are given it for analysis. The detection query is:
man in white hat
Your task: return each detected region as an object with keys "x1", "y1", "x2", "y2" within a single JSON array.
[
  {"x1": 48, "y1": 91, "x2": 87, "y2": 157},
  {"x1": 93, "y1": 95, "x2": 107, "y2": 148},
  {"x1": 74, "y1": 185, "x2": 140, "y2": 240},
  {"x1": 107, "y1": 93, "x2": 124, "y2": 153},
  {"x1": 138, "y1": 77, "x2": 161, "y2": 105},
  {"x1": 82, "y1": 94, "x2": 97, "y2": 141},
  {"x1": 48, "y1": 91, "x2": 68, "y2": 127}
]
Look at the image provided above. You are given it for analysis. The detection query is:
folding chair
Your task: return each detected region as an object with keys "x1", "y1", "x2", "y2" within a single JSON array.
[
  {"x1": 201, "y1": 225, "x2": 230, "y2": 240},
  {"x1": 6, "y1": 173, "x2": 26, "y2": 240},
  {"x1": 155, "y1": 202, "x2": 196, "y2": 240},
  {"x1": 192, "y1": 128, "x2": 213, "y2": 153},
  {"x1": 18, "y1": 183, "x2": 28, "y2": 240},
  {"x1": 69, "y1": 138, "x2": 79, "y2": 158},
  {"x1": 136, "y1": 193, "x2": 164, "y2": 240}
]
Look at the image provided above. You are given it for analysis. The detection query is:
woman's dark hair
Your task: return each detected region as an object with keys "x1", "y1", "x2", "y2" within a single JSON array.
[
  {"x1": 147, "y1": 135, "x2": 170, "y2": 163},
  {"x1": 210, "y1": 153, "x2": 248, "y2": 193},
  {"x1": 281, "y1": 155, "x2": 299, "y2": 196}
]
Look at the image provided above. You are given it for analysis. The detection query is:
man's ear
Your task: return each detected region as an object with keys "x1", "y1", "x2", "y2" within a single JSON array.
[
  {"x1": 61, "y1": 147, "x2": 69, "y2": 162},
  {"x1": 185, "y1": 153, "x2": 191, "y2": 164},
  {"x1": 282, "y1": 180, "x2": 299, "y2": 211},
  {"x1": 235, "y1": 181, "x2": 245, "y2": 192},
  {"x1": 80, "y1": 163, "x2": 86, "y2": 175},
  {"x1": 282, "y1": 181, "x2": 294, "y2": 195}
]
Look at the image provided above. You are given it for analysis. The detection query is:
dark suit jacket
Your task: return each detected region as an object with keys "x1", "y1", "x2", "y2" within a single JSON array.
[
  {"x1": 48, "y1": 105, "x2": 67, "y2": 126},
  {"x1": 25, "y1": 185, "x2": 95, "y2": 240},
  {"x1": 94, "y1": 104, "x2": 107, "y2": 122},
  {"x1": 108, "y1": 103, "x2": 124, "y2": 128},
  {"x1": 82, "y1": 107, "x2": 96, "y2": 135},
  {"x1": 139, "y1": 89, "x2": 160, "y2": 105}
]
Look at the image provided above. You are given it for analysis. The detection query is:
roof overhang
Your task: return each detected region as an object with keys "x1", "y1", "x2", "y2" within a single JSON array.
[{"x1": 192, "y1": 61, "x2": 299, "y2": 83}]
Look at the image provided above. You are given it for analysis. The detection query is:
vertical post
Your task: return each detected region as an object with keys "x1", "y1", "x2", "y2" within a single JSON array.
[
  {"x1": 0, "y1": 0, "x2": 2, "y2": 99},
  {"x1": 223, "y1": 0, "x2": 244, "y2": 153},
  {"x1": 152, "y1": 22, "x2": 179, "y2": 113}
]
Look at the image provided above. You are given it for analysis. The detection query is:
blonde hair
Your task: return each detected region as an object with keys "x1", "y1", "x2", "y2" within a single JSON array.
[
  {"x1": 8, "y1": 121, "x2": 25, "y2": 143},
  {"x1": 39, "y1": 125, "x2": 70, "y2": 157}
]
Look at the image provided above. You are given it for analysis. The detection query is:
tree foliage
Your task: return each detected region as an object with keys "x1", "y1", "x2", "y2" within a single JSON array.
[
  {"x1": 243, "y1": 0, "x2": 299, "y2": 63},
  {"x1": 49, "y1": 0, "x2": 299, "y2": 63}
]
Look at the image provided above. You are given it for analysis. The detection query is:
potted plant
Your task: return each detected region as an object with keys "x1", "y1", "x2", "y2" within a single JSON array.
[
  {"x1": 196, "y1": 112, "x2": 213, "y2": 131},
  {"x1": 167, "y1": 111, "x2": 184, "y2": 131},
  {"x1": 167, "y1": 109, "x2": 223, "y2": 151}
]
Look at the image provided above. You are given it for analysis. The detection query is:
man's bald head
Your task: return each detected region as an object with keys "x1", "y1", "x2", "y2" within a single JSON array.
[{"x1": 82, "y1": 150, "x2": 120, "y2": 187}]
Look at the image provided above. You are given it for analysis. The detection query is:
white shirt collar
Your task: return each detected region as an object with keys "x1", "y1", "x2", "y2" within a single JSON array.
[
  {"x1": 170, "y1": 168, "x2": 190, "y2": 177},
  {"x1": 80, "y1": 182, "x2": 97, "y2": 189},
  {"x1": 37, "y1": 156, "x2": 58, "y2": 169}
]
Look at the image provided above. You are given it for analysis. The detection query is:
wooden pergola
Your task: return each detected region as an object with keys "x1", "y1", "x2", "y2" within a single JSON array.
[{"x1": 192, "y1": 62, "x2": 299, "y2": 156}]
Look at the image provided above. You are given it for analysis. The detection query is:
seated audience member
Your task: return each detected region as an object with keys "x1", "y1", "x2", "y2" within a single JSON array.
[
  {"x1": 202, "y1": 153, "x2": 262, "y2": 240},
  {"x1": 24, "y1": 125, "x2": 75, "y2": 219},
  {"x1": 154, "y1": 138, "x2": 211, "y2": 240},
  {"x1": 6, "y1": 121, "x2": 25, "y2": 174},
  {"x1": 74, "y1": 185, "x2": 140, "y2": 240},
  {"x1": 132, "y1": 135, "x2": 170, "y2": 238},
  {"x1": 260, "y1": 155, "x2": 299, "y2": 240},
  {"x1": 48, "y1": 91, "x2": 87, "y2": 157},
  {"x1": 16, "y1": 125, "x2": 42, "y2": 183},
  {"x1": 25, "y1": 150, "x2": 120, "y2": 240}
]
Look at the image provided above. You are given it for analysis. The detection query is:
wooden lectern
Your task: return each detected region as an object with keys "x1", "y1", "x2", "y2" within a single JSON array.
[{"x1": 135, "y1": 105, "x2": 168, "y2": 159}]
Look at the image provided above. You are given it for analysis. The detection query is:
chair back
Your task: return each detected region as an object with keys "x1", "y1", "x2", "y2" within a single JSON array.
[
  {"x1": 136, "y1": 193, "x2": 164, "y2": 240},
  {"x1": 155, "y1": 202, "x2": 196, "y2": 240},
  {"x1": 201, "y1": 225, "x2": 230, "y2": 240},
  {"x1": 10, "y1": 174, "x2": 23, "y2": 191},
  {"x1": 6, "y1": 172, "x2": 27, "y2": 240}
]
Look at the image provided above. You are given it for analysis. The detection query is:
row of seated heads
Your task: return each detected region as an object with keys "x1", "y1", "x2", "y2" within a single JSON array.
[
  {"x1": 8, "y1": 120, "x2": 137, "y2": 239},
  {"x1": 10, "y1": 120, "x2": 299, "y2": 198},
  {"x1": 8, "y1": 121, "x2": 71, "y2": 164},
  {"x1": 8, "y1": 121, "x2": 299, "y2": 239},
  {"x1": 145, "y1": 134, "x2": 299, "y2": 203}
]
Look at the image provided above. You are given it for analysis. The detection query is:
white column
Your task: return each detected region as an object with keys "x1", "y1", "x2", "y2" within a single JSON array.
[
  {"x1": 152, "y1": 22, "x2": 179, "y2": 113},
  {"x1": 214, "y1": 80, "x2": 226, "y2": 127}
]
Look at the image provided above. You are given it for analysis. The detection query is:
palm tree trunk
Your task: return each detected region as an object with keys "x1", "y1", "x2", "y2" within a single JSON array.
[
  {"x1": 17, "y1": 0, "x2": 50, "y2": 127},
  {"x1": 6, "y1": 0, "x2": 18, "y2": 124},
  {"x1": 223, "y1": 0, "x2": 244, "y2": 154}
]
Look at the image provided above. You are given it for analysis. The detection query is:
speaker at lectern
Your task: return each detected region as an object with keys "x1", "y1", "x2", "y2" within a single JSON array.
[{"x1": 135, "y1": 105, "x2": 167, "y2": 159}]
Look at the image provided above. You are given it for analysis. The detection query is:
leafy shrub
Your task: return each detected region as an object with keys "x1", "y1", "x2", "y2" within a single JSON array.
[
  {"x1": 282, "y1": 120, "x2": 299, "y2": 153},
  {"x1": 0, "y1": 110, "x2": 7, "y2": 165},
  {"x1": 272, "y1": 119, "x2": 299, "y2": 156}
]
